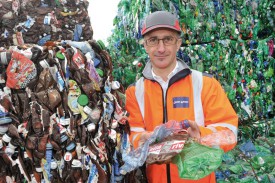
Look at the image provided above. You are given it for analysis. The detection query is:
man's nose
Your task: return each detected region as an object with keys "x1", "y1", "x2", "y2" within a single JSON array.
[{"x1": 157, "y1": 40, "x2": 166, "y2": 51}]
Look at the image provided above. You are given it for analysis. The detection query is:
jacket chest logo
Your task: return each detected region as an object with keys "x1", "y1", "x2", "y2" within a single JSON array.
[{"x1": 173, "y1": 97, "x2": 189, "y2": 108}]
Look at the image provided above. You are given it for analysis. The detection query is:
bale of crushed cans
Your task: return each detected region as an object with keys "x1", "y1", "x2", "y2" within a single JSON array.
[
  {"x1": 0, "y1": 0, "x2": 93, "y2": 47},
  {"x1": 0, "y1": 39, "x2": 143, "y2": 183}
]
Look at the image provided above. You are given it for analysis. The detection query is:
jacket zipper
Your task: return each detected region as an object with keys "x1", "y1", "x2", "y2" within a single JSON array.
[{"x1": 163, "y1": 85, "x2": 171, "y2": 183}]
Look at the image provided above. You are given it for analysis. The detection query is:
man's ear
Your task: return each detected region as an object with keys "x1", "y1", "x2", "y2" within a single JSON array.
[
  {"x1": 177, "y1": 38, "x2": 182, "y2": 50},
  {"x1": 139, "y1": 39, "x2": 145, "y2": 46},
  {"x1": 139, "y1": 39, "x2": 147, "y2": 52}
]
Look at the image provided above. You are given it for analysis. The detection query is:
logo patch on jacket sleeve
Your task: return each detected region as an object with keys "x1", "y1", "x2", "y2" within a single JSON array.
[{"x1": 173, "y1": 97, "x2": 189, "y2": 108}]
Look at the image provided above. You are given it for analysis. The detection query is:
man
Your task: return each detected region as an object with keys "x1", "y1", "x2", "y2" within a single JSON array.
[{"x1": 125, "y1": 11, "x2": 238, "y2": 183}]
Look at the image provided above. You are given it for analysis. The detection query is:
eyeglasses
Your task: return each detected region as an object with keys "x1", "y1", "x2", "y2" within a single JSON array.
[{"x1": 145, "y1": 36, "x2": 179, "y2": 47}]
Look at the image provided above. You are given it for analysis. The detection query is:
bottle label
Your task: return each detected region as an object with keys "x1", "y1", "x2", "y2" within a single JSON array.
[{"x1": 148, "y1": 143, "x2": 164, "y2": 154}]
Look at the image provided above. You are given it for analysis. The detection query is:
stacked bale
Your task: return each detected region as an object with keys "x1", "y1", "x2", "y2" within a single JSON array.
[
  {"x1": 0, "y1": 0, "x2": 93, "y2": 47},
  {"x1": 0, "y1": 40, "x2": 136, "y2": 182}
]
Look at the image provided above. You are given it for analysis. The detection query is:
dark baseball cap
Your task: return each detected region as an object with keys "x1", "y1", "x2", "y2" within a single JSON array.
[{"x1": 141, "y1": 11, "x2": 181, "y2": 36}]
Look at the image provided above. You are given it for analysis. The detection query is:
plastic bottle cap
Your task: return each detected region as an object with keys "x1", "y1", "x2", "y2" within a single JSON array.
[
  {"x1": 77, "y1": 94, "x2": 89, "y2": 106},
  {"x1": 2, "y1": 134, "x2": 11, "y2": 143},
  {"x1": 64, "y1": 152, "x2": 73, "y2": 161},
  {"x1": 181, "y1": 119, "x2": 190, "y2": 129},
  {"x1": 111, "y1": 81, "x2": 120, "y2": 90},
  {"x1": 56, "y1": 51, "x2": 65, "y2": 59},
  {"x1": 96, "y1": 68, "x2": 104, "y2": 77}
]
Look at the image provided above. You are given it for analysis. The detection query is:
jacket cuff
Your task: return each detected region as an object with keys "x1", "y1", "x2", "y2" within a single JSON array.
[{"x1": 199, "y1": 126, "x2": 213, "y2": 137}]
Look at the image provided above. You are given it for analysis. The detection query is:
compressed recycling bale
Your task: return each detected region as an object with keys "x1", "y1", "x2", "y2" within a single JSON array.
[
  {"x1": 0, "y1": 40, "x2": 133, "y2": 182},
  {"x1": 0, "y1": 0, "x2": 93, "y2": 47}
]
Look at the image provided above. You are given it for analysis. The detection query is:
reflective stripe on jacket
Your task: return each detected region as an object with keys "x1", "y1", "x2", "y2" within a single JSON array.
[{"x1": 125, "y1": 59, "x2": 238, "y2": 183}]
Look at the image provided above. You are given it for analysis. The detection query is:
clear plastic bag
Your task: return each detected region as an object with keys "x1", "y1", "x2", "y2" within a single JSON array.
[{"x1": 200, "y1": 129, "x2": 237, "y2": 147}]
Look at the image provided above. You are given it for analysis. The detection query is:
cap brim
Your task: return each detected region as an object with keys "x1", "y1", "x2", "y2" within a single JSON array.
[{"x1": 142, "y1": 25, "x2": 182, "y2": 36}]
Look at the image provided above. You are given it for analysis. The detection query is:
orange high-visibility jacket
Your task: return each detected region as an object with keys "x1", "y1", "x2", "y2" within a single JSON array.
[{"x1": 125, "y1": 59, "x2": 238, "y2": 183}]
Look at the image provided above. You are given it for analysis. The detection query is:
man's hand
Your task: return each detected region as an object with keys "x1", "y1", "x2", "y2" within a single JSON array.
[{"x1": 186, "y1": 120, "x2": 201, "y2": 140}]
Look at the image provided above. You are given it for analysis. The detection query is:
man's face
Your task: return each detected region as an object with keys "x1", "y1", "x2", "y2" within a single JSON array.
[{"x1": 143, "y1": 29, "x2": 182, "y2": 71}]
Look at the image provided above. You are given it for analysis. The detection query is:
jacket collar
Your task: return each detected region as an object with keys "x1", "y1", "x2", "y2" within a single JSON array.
[{"x1": 142, "y1": 58, "x2": 191, "y2": 80}]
